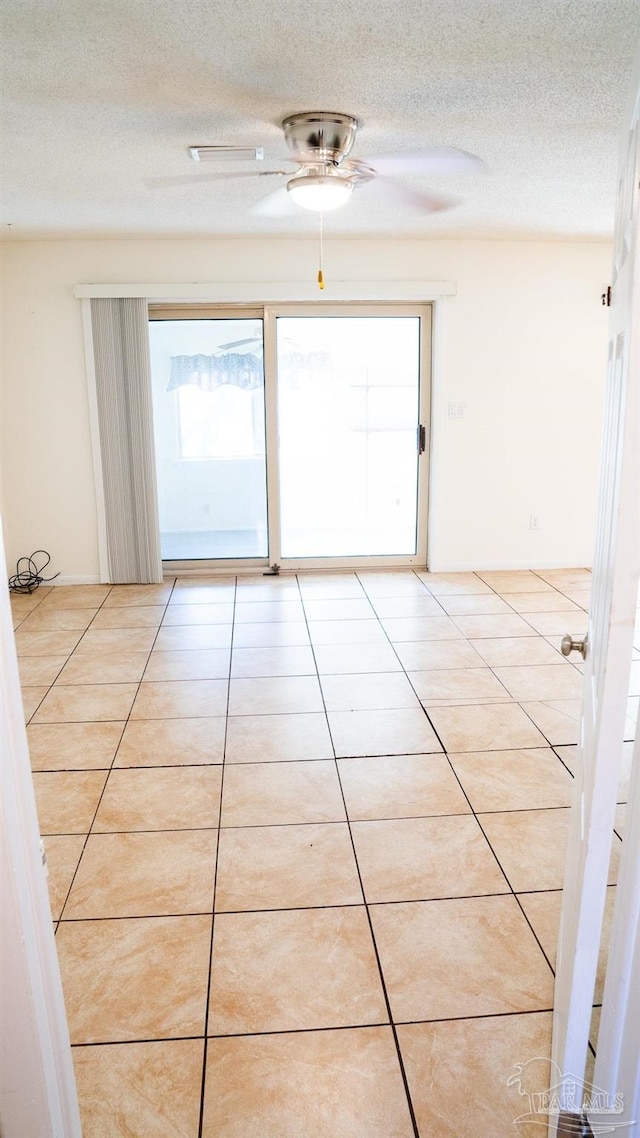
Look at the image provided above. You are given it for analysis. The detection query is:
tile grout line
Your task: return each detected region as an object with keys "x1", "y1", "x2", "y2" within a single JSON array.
[
  {"x1": 530, "y1": 567, "x2": 592, "y2": 608},
  {"x1": 56, "y1": 886, "x2": 563, "y2": 923},
  {"x1": 210, "y1": 1003, "x2": 557, "y2": 1034},
  {"x1": 355, "y1": 571, "x2": 561, "y2": 982},
  {"x1": 356, "y1": 569, "x2": 496, "y2": 751},
  {"x1": 32, "y1": 572, "x2": 597, "y2": 1122},
  {"x1": 551, "y1": 743, "x2": 578, "y2": 779},
  {"x1": 38, "y1": 801, "x2": 576, "y2": 841},
  {"x1": 333, "y1": 573, "x2": 575, "y2": 963},
  {"x1": 295, "y1": 573, "x2": 422, "y2": 1138},
  {"x1": 356, "y1": 569, "x2": 568, "y2": 742},
  {"x1": 516, "y1": 699, "x2": 579, "y2": 752},
  {"x1": 69, "y1": 1005, "x2": 557, "y2": 1051},
  {"x1": 9, "y1": 582, "x2": 59, "y2": 635},
  {"x1": 27, "y1": 585, "x2": 171, "y2": 720},
  {"x1": 45, "y1": 583, "x2": 124, "y2": 931},
  {"x1": 440, "y1": 752, "x2": 560, "y2": 981},
  {"x1": 54, "y1": 579, "x2": 179, "y2": 931},
  {"x1": 22, "y1": 632, "x2": 101, "y2": 725},
  {"x1": 44, "y1": 578, "x2": 583, "y2": 924},
  {"x1": 402, "y1": 622, "x2": 564, "y2": 979},
  {"x1": 19, "y1": 591, "x2": 109, "y2": 714},
  {"x1": 197, "y1": 572, "x2": 237, "y2": 1138},
  {"x1": 435, "y1": 567, "x2": 587, "y2": 676},
  {"x1": 431, "y1": 575, "x2": 587, "y2": 744}
]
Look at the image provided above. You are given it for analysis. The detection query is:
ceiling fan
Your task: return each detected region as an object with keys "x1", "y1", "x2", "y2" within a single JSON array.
[{"x1": 147, "y1": 111, "x2": 484, "y2": 217}]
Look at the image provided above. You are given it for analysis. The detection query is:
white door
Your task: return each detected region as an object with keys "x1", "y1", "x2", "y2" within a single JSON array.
[
  {"x1": 551, "y1": 40, "x2": 640, "y2": 1134},
  {"x1": 0, "y1": 524, "x2": 82, "y2": 1137}
]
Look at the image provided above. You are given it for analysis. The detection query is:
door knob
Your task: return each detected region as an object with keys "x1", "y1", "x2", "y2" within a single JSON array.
[{"x1": 560, "y1": 633, "x2": 588, "y2": 660}]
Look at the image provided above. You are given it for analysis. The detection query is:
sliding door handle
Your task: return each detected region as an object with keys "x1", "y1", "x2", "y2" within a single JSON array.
[{"x1": 417, "y1": 424, "x2": 426, "y2": 454}]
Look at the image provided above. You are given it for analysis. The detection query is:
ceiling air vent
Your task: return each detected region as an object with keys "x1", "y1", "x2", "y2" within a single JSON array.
[{"x1": 189, "y1": 146, "x2": 264, "y2": 162}]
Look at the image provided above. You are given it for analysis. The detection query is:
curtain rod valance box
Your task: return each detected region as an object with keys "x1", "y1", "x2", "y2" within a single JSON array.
[{"x1": 74, "y1": 282, "x2": 457, "y2": 300}]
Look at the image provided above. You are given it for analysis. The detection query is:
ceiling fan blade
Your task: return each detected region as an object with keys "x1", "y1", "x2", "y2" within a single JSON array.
[
  {"x1": 251, "y1": 187, "x2": 299, "y2": 217},
  {"x1": 362, "y1": 147, "x2": 484, "y2": 178},
  {"x1": 145, "y1": 170, "x2": 289, "y2": 189},
  {"x1": 368, "y1": 177, "x2": 458, "y2": 213}
]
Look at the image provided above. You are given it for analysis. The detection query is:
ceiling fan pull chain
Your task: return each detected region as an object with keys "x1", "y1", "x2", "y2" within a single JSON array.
[{"x1": 317, "y1": 213, "x2": 325, "y2": 289}]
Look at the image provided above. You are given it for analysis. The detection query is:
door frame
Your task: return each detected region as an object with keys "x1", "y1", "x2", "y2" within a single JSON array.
[
  {"x1": 148, "y1": 300, "x2": 433, "y2": 573},
  {"x1": 550, "y1": 37, "x2": 640, "y2": 1136},
  {"x1": 0, "y1": 522, "x2": 82, "y2": 1137}
]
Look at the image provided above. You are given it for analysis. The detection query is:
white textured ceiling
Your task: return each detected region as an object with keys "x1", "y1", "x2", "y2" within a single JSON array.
[{"x1": 1, "y1": 0, "x2": 638, "y2": 239}]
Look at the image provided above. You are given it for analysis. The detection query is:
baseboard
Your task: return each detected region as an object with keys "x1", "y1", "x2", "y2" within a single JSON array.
[
  {"x1": 50, "y1": 575, "x2": 102, "y2": 586},
  {"x1": 49, "y1": 564, "x2": 593, "y2": 582},
  {"x1": 427, "y1": 559, "x2": 593, "y2": 573}
]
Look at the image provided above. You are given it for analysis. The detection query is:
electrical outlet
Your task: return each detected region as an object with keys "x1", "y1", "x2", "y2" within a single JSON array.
[
  {"x1": 448, "y1": 401, "x2": 466, "y2": 419},
  {"x1": 529, "y1": 515, "x2": 539, "y2": 530}
]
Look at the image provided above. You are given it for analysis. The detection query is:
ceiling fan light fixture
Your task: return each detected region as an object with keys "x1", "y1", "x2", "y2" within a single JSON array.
[{"x1": 287, "y1": 174, "x2": 353, "y2": 212}]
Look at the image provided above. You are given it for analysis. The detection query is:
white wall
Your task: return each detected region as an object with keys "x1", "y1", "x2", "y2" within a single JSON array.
[{"x1": 0, "y1": 237, "x2": 611, "y2": 577}]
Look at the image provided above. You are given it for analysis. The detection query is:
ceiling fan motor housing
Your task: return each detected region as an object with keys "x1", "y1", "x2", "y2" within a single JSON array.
[{"x1": 282, "y1": 111, "x2": 360, "y2": 166}]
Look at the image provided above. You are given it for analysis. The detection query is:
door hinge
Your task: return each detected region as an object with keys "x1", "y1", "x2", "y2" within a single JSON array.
[
  {"x1": 418, "y1": 424, "x2": 426, "y2": 454},
  {"x1": 601, "y1": 285, "x2": 612, "y2": 306}
]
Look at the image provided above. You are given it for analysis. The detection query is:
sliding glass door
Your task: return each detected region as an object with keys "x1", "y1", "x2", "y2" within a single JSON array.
[
  {"x1": 149, "y1": 303, "x2": 430, "y2": 568},
  {"x1": 276, "y1": 315, "x2": 422, "y2": 558},
  {"x1": 149, "y1": 312, "x2": 268, "y2": 561}
]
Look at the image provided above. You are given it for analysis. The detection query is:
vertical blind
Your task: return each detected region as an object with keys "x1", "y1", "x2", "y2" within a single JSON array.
[{"x1": 90, "y1": 298, "x2": 163, "y2": 583}]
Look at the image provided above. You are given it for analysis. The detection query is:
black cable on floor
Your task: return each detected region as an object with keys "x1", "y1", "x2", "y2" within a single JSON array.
[{"x1": 8, "y1": 550, "x2": 59, "y2": 594}]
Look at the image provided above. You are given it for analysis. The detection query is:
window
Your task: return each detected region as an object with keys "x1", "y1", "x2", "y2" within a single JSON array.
[{"x1": 177, "y1": 383, "x2": 265, "y2": 460}]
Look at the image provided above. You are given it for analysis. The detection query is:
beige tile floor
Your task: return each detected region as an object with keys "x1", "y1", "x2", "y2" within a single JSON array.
[{"x1": 11, "y1": 566, "x2": 635, "y2": 1137}]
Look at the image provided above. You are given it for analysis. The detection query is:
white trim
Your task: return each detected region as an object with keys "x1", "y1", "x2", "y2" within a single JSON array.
[
  {"x1": 416, "y1": 304, "x2": 432, "y2": 565},
  {"x1": 589, "y1": 43, "x2": 640, "y2": 1127},
  {"x1": 54, "y1": 562, "x2": 592, "y2": 580},
  {"x1": 423, "y1": 298, "x2": 448, "y2": 573},
  {"x1": 592, "y1": 730, "x2": 640, "y2": 1130},
  {"x1": 74, "y1": 281, "x2": 457, "y2": 301},
  {"x1": 80, "y1": 299, "x2": 110, "y2": 583},
  {"x1": 263, "y1": 307, "x2": 281, "y2": 565},
  {"x1": 50, "y1": 574, "x2": 102, "y2": 585},
  {"x1": 426, "y1": 298, "x2": 445, "y2": 571},
  {"x1": 426, "y1": 558, "x2": 593, "y2": 572},
  {"x1": 550, "y1": 41, "x2": 640, "y2": 1120},
  {"x1": 0, "y1": 522, "x2": 82, "y2": 1138}
]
